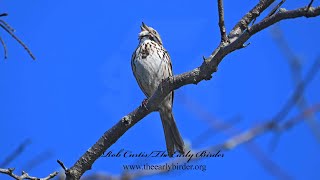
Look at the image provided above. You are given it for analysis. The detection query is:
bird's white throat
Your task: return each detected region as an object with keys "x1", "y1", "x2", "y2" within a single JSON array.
[{"x1": 139, "y1": 37, "x2": 152, "y2": 45}]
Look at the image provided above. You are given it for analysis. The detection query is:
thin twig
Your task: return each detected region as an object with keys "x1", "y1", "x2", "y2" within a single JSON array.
[
  {"x1": 219, "y1": 104, "x2": 320, "y2": 151},
  {"x1": 22, "y1": 150, "x2": 54, "y2": 172},
  {"x1": 179, "y1": 95, "x2": 292, "y2": 179},
  {"x1": 0, "y1": 19, "x2": 16, "y2": 32},
  {"x1": 271, "y1": 25, "x2": 320, "y2": 142},
  {"x1": 0, "y1": 36, "x2": 7, "y2": 59},
  {"x1": 269, "y1": 57, "x2": 320, "y2": 150},
  {"x1": 57, "y1": 160, "x2": 68, "y2": 171},
  {"x1": 307, "y1": 0, "x2": 314, "y2": 12},
  {"x1": 192, "y1": 116, "x2": 241, "y2": 148},
  {"x1": 272, "y1": 58, "x2": 320, "y2": 125},
  {"x1": 267, "y1": 0, "x2": 287, "y2": 17},
  {"x1": 0, "y1": 139, "x2": 31, "y2": 167},
  {"x1": 281, "y1": 104, "x2": 320, "y2": 130},
  {"x1": 0, "y1": 13, "x2": 8, "y2": 17},
  {"x1": 217, "y1": 0, "x2": 228, "y2": 43},
  {"x1": 0, "y1": 23, "x2": 35, "y2": 60}
]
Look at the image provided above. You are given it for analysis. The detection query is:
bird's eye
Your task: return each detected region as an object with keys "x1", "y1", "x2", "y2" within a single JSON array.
[{"x1": 153, "y1": 30, "x2": 157, "y2": 34}]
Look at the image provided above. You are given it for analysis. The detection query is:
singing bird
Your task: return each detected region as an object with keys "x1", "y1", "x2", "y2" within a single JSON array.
[{"x1": 131, "y1": 22, "x2": 185, "y2": 157}]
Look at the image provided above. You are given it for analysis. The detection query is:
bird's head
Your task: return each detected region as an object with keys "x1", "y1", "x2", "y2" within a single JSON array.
[{"x1": 139, "y1": 22, "x2": 163, "y2": 45}]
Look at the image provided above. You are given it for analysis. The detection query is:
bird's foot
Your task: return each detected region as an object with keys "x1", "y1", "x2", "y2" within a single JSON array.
[{"x1": 141, "y1": 98, "x2": 148, "y2": 110}]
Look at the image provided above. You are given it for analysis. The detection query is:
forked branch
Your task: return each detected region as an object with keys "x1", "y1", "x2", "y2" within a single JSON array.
[{"x1": 62, "y1": 2, "x2": 320, "y2": 180}]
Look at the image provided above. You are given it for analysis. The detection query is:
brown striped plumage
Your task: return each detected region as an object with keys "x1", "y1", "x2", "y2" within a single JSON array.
[{"x1": 131, "y1": 22, "x2": 185, "y2": 157}]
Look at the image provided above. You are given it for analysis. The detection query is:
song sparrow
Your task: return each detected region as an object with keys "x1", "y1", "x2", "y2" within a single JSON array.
[{"x1": 131, "y1": 22, "x2": 185, "y2": 157}]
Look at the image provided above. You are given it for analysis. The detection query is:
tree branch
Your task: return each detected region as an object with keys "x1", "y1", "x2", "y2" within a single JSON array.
[
  {"x1": 64, "y1": 4, "x2": 320, "y2": 180},
  {"x1": 307, "y1": 0, "x2": 314, "y2": 12},
  {"x1": 22, "y1": 150, "x2": 54, "y2": 172},
  {"x1": 0, "y1": 168, "x2": 58, "y2": 180},
  {"x1": 0, "y1": 36, "x2": 7, "y2": 59},
  {"x1": 179, "y1": 95, "x2": 292, "y2": 179},
  {"x1": 267, "y1": 0, "x2": 286, "y2": 17},
  {"x1": 217, "y1": 0, "x2": 228, "y2": 43},
  {"x1": 271, "y1": 25, "x2": 320, "y2": 142},
  {"x1": 0, "y1": 15, "x2": 35, "y2": 60},
  {"x1": 271, "y1": 58, "x2": 320, "y2": 125},
  {"x1": 99, "y1": 103, "x2": 320, "y2": 180},
  {"x1": 247, "y1": 6, "x2": 320, "y2": 36},
  {"x1": 229, "y1": 0, "x2": 276, "y2": 41},
  {"x1": 0, "y1": 139, "x2": 31, "y2": 167}
]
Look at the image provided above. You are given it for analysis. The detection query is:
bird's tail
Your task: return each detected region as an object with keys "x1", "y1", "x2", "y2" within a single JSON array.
[{"x1": 159, "y1": 108, "x2": 185, "y2": 157}]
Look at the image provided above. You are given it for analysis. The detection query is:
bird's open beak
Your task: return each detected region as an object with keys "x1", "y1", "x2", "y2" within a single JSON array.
[{"x1": 140, "y1": 22, "x2": 149, "y2": 31}]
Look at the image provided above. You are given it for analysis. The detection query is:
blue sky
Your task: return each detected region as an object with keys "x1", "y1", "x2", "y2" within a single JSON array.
[{"x1": 0, "y1": 0, "x2": 319, "y2": 179}]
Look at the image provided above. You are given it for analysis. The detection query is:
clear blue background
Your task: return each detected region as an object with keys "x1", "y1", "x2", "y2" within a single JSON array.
[{"x1": 1, "y1": 0, "x2": 319, "y2": 179}]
